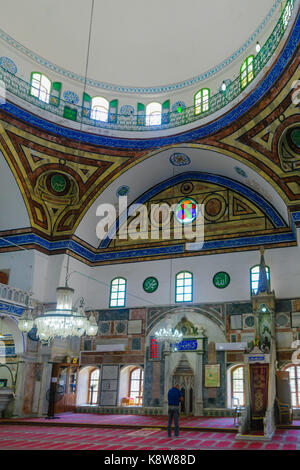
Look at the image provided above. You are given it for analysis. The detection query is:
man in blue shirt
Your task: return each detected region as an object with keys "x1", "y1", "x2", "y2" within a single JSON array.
[{"x1": 167, "y1": 384, "x2": 183, "y2": 437}]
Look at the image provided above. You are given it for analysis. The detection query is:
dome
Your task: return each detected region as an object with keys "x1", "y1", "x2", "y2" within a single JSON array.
[{"x1": 0, "y1": 0, "x2": 278, "y2": 89}]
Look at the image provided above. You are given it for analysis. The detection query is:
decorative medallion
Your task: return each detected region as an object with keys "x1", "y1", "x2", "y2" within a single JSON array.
[
  {"x1": 213, "y1": 272, "x2": 230, "y2": 289},
  {"x1": 99, "y1": 322, "x2": 110, "y2": 334},
  {"x1": 143, "y1": 277, "x2": 159, "y2": 293},
  {"x1": 175, "y1": 197, "x2": 198, "y2": 224},
  {"x1": 0, "y1": 57, "x2": 17, "y2": 74},
  {"x1": 234, "y1": 166, "x2": 248, "y2": 178},
  {"x1": 115, "y1": 321, "x2": 126, "y2": 334},
  {"x1": 120, "y1": 105, "x2": 135, "y2": 116},
  {"x1": 180, "y1": 182, "x2": 194, "y2": 194},
  {"x1": 169, "y1": 153, "x2": 191, "y2": 167},
  {"x1": 50, "y1": 173, "x2": 67, "y2": 193},
  {"x1": 116, "y1": 185, "x2": 130, "y2": 197},
  {"x1": 244, "y1": 315, "x2": 255, "y2": 328},
  {"x1": 63, "y1": 90, "x2": 80, "y2": 105},
  {"x1": 202, "y1": 194, "x2": 226, "y2": 221}
]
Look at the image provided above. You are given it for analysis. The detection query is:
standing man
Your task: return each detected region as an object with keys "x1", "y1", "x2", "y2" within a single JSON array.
[{"x1": 167, "y1": 383, "x2": 183, "y2": 438}]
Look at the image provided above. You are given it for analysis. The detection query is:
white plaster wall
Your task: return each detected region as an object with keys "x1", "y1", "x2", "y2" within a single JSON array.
[
  {"x1": 1, "y1": 229, "x2": 300, "y2": 308},
  {"x1": 0, "y1": 153, "x2": 30, "y2": 231},
  {"x1": 0, "y1": 251, "x2": 34, "y2": 292}
]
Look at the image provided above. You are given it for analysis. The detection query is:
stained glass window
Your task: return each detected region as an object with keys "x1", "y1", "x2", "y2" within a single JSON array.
[
  {"x1": 194, "y1": 88, "x2": 210, "y2": 115},
  {"x1": 240, "y1": 56, "x2": 255, "y2": 89},
  {"x1": 109, "y1": 277, "x2": 126, "y2": 307},
  {"x1": 250, "y1": 265, "x2": 270, "y2": 295},
  {"x1": 175, "y1": 271, "x2": 193, "y2": 303},
  {"x1": 30, "y1": 73, "x2": 51, "y2": 103}
]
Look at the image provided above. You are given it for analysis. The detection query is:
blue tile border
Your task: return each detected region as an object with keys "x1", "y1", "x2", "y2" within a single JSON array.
[{"x1": 0, "y1": 10, "x2": 298, "y2": 149}]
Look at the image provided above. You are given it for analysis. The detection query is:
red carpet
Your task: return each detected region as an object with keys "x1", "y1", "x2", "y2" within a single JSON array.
[
  {"x1": 0, "y1": 425, "x2": 299, "y2": 450},
  {"x1": 1, "y1": 413, "x2": 236, "y2": 431}
]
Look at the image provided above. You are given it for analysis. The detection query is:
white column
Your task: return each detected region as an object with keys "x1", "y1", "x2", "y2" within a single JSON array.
[
  {"x1": 163, "y1": 347, "x2": 172, "y2": 414},
  {"x1": 194, "y1": 352, "x2": 204, "y2": 416}
]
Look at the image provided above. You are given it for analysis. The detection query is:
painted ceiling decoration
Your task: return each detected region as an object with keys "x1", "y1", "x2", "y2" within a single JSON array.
[{"x1": 0, "y1": 10, "x2": 298, "y2": 266}]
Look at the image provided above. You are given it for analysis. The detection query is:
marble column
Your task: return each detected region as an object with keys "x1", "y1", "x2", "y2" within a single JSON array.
[
  {"x1": 12, "y1": 360, "x2": 26, "y2": 417},
  {"x1": 163, "y1": 346, "x2": 172, "y2": 414},
  {"x1": 194, "y1": 351, "x2": 204, "y2": 416}
]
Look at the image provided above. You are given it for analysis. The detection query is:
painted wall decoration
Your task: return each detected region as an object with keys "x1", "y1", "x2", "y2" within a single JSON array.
[
  {"x1": 120, "y1": 105, "x2": 135, "y2": 116},
  {"x1": 116, "y1": 185, "x2": 130, "y2": 197},
  {"x1": 143, "y1": 277, "x2": 159, "y2": 293},
  {"x1": 205, "y1": 364, "x2": 221, "y2": 388},
  {"x1": 63, "y1": 91, "x2": 80, "y2": 105},
  {"x1": 0, "y1": 57, "x2": 17, "y2": 74},
  {"x1": 169, "y1": 153, "x2": 191, "y2": 166},
  {"x1": 213, "y1": 272, "x2": 230, "y2": 289},
  {"x1": 109, "y1": 178, "x2": 286, "y2": 253},
  {"x1": 234, "y1": 166, "x2": 248, "y2": 178}
]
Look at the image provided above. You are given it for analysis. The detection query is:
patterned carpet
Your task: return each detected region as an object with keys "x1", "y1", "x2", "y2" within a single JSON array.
[
  {"x1": 0, "y1": 425, "x2": 300, "y2": 450},
  {"x1": 3, "y1": 413, "x2": 237, "y2": 430}
]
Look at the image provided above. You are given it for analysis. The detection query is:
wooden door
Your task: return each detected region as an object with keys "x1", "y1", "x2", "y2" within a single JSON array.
[{"x1": 50, "y1": 363, "x2": 79, "y2": 414}]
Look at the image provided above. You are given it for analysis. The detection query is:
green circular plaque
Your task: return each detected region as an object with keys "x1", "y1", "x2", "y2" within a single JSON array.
[
  {"x1": 51, "y1": 174, "x2": 67, "y2": 193},
  {"x1": 213, "y1": 272, "x2": 230, "y2": 289},
  {"x1": 143, "y1": 277, "x2": 159, "y2": 293}
]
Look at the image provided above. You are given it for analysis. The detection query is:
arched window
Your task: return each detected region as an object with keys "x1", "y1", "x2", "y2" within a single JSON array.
[
  {"x1": 30, "y1": 72, "x2": 51, "y2": 103},
  {"x1": 88, "y1": 368, "x2": 99, "y2": 405},
  {"x1": 231, "y1": 365, "x2": 245, "y2": 407},
  {"x1": 109, "y1": 277, "x2": 126, "y2": 307},
  {"x1": 285, "y1": 365, "x2": 300, "y2": 408},
  {"x1": 194, "y1": 88, "x2": 210, "y2": 115},
  {"x1": 250, "y1": 265, "x2": 270, "y2": 295},
  {"x1": 240, "y1": 56, "x2": 255, "y2": 89},
  {"x1": 175, "y1": 271, "x2": 193, "y2": 303},
  {"x1": 129, "y1": 367, "x2": 144, "y2": 405},
  {"x1": 91, "y1": 96, "x2": 109, "y2": 122},
  {"x1": 146, "y1": 102, "x2": 162, "y2": 126}
]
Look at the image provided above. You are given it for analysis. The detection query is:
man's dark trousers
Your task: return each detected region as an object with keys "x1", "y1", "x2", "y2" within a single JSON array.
[{"x1": 168, "y1": 405, "x2": 180, "y2": 437}]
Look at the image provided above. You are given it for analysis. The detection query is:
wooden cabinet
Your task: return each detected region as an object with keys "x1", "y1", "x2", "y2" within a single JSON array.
[{"x1": 50, "y1": 363, "x2": 79, "y2": 414}]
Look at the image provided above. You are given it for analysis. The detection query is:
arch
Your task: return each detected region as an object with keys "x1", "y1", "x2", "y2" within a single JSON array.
[
  {"x1": 99, "y1": 171, "x2": 286, "y2": 249},
  {"x1": 76, "y1": 365, "x2": 100, "y2": 406},
  {"x1": 109, "y1": 277, "x2": 127, "y2": 308},
  {"x1": 146, "y1": 102, "x2": 162, "y2": 126},
  {"x1": 118, "y1": 364, "x2": 144, "y2": 406},
  {"x1": 30, "y1": 72, "x2": 51, "y2": 103},
  {"x1": 227, "y1": 364, "x2": 245, "y2": 408},
  {"x1": 91, "y1": 96, "x2": 109, "y2": 122}
]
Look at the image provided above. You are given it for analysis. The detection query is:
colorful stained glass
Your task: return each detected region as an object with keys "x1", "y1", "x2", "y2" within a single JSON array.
[{"x1": 175, "y1": 198, "x2": 198, "y2": 224}]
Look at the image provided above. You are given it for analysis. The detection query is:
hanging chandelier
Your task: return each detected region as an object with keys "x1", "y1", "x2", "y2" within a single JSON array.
[
  {"x1": 154, "y1": 317, "x2": 183, "y2": 344},
  {"x1": 18, "y1": 284, "x2": 98, "y2": 342}
]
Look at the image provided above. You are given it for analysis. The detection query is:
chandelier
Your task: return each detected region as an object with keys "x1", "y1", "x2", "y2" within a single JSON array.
[
  {"x1": 18, "y1": 284, "x2": 98, "y2": 342},
  {"x1": 154, "y1": 318, "x2": 183, "y2": 343}
]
